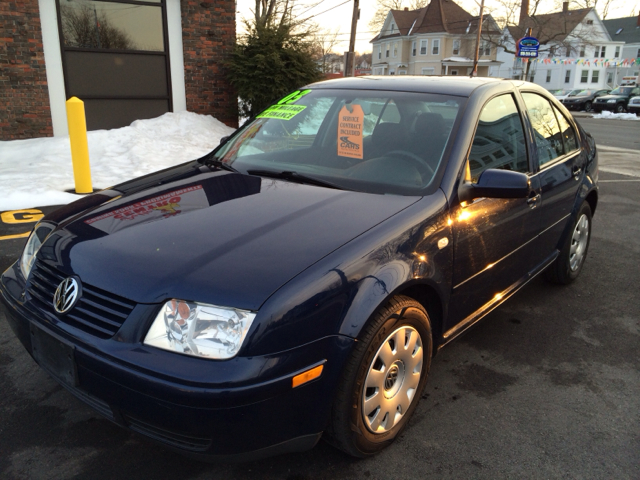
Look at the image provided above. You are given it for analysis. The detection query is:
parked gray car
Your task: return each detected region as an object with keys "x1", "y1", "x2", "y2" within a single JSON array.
[{"x1": 562, "y1": 89, "x2": 610, "y2": 112}]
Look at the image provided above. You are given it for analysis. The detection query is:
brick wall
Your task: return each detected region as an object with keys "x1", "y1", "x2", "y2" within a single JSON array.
[
  {"x1": 1, "y1": 0, "x2": 52, "y2": 139},
  {"x1": 181, "y1": 1, "x2": 238, "y2": 128}
]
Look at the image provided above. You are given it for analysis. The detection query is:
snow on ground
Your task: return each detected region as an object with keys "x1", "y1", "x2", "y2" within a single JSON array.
[
  {"x1": 592, "y1": 111, "x2": 640, "y2": 121},
  {"x1": 0, "y1": 111, "x2": 235, "y2": 211}
]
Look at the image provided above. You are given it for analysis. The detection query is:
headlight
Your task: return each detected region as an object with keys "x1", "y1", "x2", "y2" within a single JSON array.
[
  {"x1": 20, "y1": 225, "x2": 52, "y2": 279},
  {"x1": 607, "y1": 99, "x2": 616, "y2": 103},
  {"x1": 144, "y1": 300, "x2": 256, "y2": 360}
]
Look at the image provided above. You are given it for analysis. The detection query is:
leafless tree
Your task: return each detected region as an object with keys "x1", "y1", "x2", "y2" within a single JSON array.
[
  {"x1": 368, "y1": 0, "x2": 429, "y2": 32},
  {"x1": 312, "y1": 28, "x2": 341, "y2": 73},
  {"x1": 60, "y1": 4, "x2": 135, "y2": 50}
]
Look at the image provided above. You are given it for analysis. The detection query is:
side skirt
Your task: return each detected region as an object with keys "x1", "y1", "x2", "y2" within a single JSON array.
[{"x1": 438, "y1": 250, "x2": 559, "y2": 349}]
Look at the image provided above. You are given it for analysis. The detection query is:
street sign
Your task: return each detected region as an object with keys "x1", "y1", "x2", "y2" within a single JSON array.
[{"x1": 517, "y1": 36, "x2": 540, "y2": 58}]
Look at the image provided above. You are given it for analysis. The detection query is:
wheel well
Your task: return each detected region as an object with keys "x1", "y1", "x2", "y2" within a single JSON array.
[
  {"x1": 586, "y1": 190, "x2": 598, "y2": 215},
  {"x1": 396, "y1": 284, "x2": 444, "y2": 353}
]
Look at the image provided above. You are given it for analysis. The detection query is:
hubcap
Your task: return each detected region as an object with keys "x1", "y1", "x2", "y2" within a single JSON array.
[
  {"x1": 569, "y1": 214, "x2": 589, "y2": 271},
  {"x1": 362, "y1": 325, "x2": 423, "y2": 434}
]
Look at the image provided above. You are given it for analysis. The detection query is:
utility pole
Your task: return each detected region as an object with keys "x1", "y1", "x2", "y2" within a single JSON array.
[
  {"x1": 523, "y1": 27, "x2": 533, "y2": 81},
  {"x1": 344, "y1": 0, "x2": 359, "y2": 77},
  {"x1": 471, "y1": 0, "x2": 485, "y2": 77}
]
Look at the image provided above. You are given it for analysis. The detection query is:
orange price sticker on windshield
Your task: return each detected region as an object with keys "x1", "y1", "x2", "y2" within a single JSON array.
[{"x1": 337, "y1": 104, "x2": 364, "y2": 159}]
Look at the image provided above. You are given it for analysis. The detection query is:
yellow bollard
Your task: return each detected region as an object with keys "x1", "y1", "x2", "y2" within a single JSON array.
[{"x1": 66, "y1": 97, "x2": 93, "y2": 194}]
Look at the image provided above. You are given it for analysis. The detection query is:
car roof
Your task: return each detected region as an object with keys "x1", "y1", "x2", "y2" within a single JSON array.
[{"x1": 305, "y1": 75, "x2": 523, "y2": 97}]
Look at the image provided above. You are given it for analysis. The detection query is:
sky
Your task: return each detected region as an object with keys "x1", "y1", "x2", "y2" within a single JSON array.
[{"x1": 236, "y1": 0, "x2": 639, "y2": 54}]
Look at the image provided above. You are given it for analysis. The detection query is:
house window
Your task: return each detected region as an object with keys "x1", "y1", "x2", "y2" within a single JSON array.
[
  {"x1": 453, "y1": 40, "x2": 460, "y2": 55},
  {"x1": 579, "y1": 45, "x2": 585, "y2": 57},
  {"x1": 378, "y1": 46, "x2": 381, "y2": 59},
  {"x1": 586, "y1": 19, "x2": 593, "y2": 25},
  {"x1": 591, "y1": 70, "x2": 599, "y2": 83},
  {"x1": 420, "y1": 40, "x2": 427, "y2": 55},
  {"x1": 607, "y1": 72, "x2": 613, "y2": 85},
  {"x1": 398, "y1": 70, "x2": 407, "y2": 75},
  {"x1": 393, "y1": 42, "x2": 398, "y2": 57},
  {"x1": 481, "y1": 41, "x2": 491, "y2": 56},
  {"x1": 412, "y1": 41, "x2": 416, "y2": 56},
  {"x1": 390, "y1": 23, "x2": 395, "y2": 33},
  {"x1": 386, "y1": 44, "x2": 390, "y2": 58},
  {"x1": 637, "y1": 48, "x2": 640, "y2": 58},
  {"x1": 614, "y1": 46, "x2": 620, "y2": 58},
  {"x1": 450, "y1": 69, "x2": 458, "y2": 76},
  {"x1": 595, "y1": 46, "x2": 605, "y2": 58},
  {"x1": 565, "y1": 70, "x2": 571, "y2": 84},
  {"x1": 581, "y1": 70, "x2": 588, "y2": 83},
  {"x1": 389, "y1": 69, "x2": 395, "y2": 75},
  {"x1": 421, "y1": 67, "x2": 435, "y2": 75},
  {"x1": 546, "y1": 70, "x2": 551, "y2": 83},
  {"x1": 432, "y1": 39, "x2": 440, "y2": 55}
]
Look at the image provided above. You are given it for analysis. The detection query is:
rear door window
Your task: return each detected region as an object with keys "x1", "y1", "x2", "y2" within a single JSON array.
[{"x1": 522, "y1": 93, "x2": 564, "y2": 167}]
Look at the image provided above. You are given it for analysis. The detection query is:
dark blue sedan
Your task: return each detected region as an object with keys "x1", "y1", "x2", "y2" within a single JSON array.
[{"x1": 0, "y1": 76, "x2": 598, "y2": 460}]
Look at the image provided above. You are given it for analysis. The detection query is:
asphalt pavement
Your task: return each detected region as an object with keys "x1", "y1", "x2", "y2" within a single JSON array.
[{"x1": 1, "y1": 129, "x2": 639, "y2": 479}]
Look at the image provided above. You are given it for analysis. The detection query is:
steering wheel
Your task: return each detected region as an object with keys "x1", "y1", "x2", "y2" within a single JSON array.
[{"x1": 385, "y1": 150, "x2": 435, "y2": 177}]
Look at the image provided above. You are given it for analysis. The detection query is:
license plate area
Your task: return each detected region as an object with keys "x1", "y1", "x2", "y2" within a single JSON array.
[{"x1": 30, "y1": 323, "x2": 78, "y2": 387}]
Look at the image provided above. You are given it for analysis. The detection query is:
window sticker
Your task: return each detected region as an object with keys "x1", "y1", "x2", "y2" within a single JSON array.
[
  {"x1": 337, "y1": 104, "x2": 364, "y2": 159},
  {"x1": 278, "y1": 89, "x2": 312, "y2": 105},
  {"x1": 257, "y1": 104, "x2": 306, "y2": 120},
  {"x1": 256, "y1": 89, "x2": 312, "y2": 120}
]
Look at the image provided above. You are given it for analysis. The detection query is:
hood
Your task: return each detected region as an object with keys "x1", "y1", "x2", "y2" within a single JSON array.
[
  {"x1": 37, "y1": 168, "x2": 418, "y2": 310},
  {"x1": 596, "y1": 94, "x2": 627, "y2": 101}
]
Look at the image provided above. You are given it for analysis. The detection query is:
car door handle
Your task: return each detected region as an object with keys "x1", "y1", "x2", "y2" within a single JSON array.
[
  {"x1": 527, "y1": 193, "x2": 540, "y2": 209},
  {"x1": 572, "y1": 165, "x2": 582, "y2": 180}
]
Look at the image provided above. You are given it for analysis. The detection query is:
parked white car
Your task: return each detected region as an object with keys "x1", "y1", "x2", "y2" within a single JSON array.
[{"x1": 550, "y1": 89, "x2": 582, "y2": 102}]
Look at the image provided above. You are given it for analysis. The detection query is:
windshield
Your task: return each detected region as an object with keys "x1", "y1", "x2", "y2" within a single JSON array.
[
  {"x1": 576, "y1": 90, "x2": 592, "y2": 96},
  {"x1": 568, "y1": 89, "x2": 582, "y2": 96},
  {"x1": 213, "y1": 89, "x2": 464, "y2": 195},
  {"x1": 610, "y1": 87, "x2": 632, "y2": 95}
]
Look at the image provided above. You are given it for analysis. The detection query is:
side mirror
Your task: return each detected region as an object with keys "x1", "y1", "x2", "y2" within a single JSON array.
[
  {"x1": 459, "y1": 169, "x2": 530, "y2": 203},
  {"x1": 219, "y1": 136, "x2": 230, "y2": 146}
]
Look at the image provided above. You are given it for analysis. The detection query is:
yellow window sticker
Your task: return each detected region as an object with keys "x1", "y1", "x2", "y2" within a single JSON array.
[
  {"x1": 337, "y1": 104, "x2": 364, "y2": 159},
  {"x1": 257, "y1": 104, "x2": 306, "y2": 120}
]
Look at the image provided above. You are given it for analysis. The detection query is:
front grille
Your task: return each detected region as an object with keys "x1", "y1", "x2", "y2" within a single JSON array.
[
  {"x1": 123, "y1": 414, "x2": 212, "y2": 452},
  {"x1": 27, "y1": 260, "x2": 136, "y2": 339}
]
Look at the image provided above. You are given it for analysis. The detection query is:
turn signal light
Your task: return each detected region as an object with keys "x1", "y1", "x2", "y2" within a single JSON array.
[{"x1": 292, "y1": 364, "x2": 324, "y2": 388}]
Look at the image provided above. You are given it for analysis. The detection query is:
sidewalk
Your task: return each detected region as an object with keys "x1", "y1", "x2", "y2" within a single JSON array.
[{"x1": 598, "y1": 145, "x2": 640, "y2": 178}]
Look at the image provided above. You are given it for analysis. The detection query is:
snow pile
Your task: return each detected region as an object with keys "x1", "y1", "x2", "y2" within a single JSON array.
[
  {"x1": 592, "y1": 110, "x2": 640, "y2": 121},
  {"x1": 0, "y1": 111, "x2": 235, "y2": 211}
]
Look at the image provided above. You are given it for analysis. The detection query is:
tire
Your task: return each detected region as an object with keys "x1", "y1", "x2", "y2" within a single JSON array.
[
  {"x1": 615, "y1": 103, "x2": 626, "y2": 113},
  {"x1": 584, "y1": 101, "x2": 592, "y2": 112},
  {"x1": 544, "y1": 202, "x2": 592, "y2": 284},
  {"x1": 325, "y1": 296, "x2": 432, "y2": 457}
]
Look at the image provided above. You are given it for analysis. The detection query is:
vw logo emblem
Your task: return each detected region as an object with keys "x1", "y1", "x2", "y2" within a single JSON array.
[
  {"x1": 53, "y1": 277, "x2": 81, "y2": 314},
  {"x1": 385, "y1": 365, "x2": 399, "y2": 390}
]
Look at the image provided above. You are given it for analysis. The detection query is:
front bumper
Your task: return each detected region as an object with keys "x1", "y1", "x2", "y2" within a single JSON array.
[
  {"x1": 592, "y1": 103, "x2": 617, "y2": 112},
  {"x1": 1, "y1": 262, "x2": 355, "y2": 460},
  {"x1": 562, "y1": 102, "x2": 584, "y2": 111},
  {"x1": 627, "y1": 105, "x2": 640, "y2": 115}
]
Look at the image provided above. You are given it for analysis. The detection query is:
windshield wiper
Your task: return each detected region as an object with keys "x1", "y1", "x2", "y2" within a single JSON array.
[
  {"x1": 246, "y1": 169, "x2": 350, "y2": 191},
  {"x1": 200, "y1": 155, "x2": 240, "y2": 173}
]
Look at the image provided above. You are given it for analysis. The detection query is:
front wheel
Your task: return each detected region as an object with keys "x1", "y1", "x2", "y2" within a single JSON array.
[
  {"x1": 544, "y1": 202, "x2": 592, "y2": 284},
  {"x1": 584, "y1": 101, "x2": 592, "y2": 112},
  {"x1": 326, "y1": 296, "x2": 432, "y2": 457},
  {"x1": 615, "y1": 103, "x2": 626, "y2": 113}
]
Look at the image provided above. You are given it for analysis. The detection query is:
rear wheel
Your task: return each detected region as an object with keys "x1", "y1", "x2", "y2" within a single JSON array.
[
  {"x1": 326, "y1": 296, "x2": 432, "y2": 457},
  {"x1": 544, "y1": 202, "x2": 592, "y2": 284}
]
